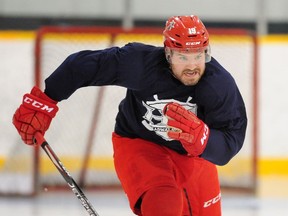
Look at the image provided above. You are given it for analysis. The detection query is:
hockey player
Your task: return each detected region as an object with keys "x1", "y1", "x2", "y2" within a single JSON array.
[{"x1": 13, "y1": 15, "x2": 247, "y2": 216}]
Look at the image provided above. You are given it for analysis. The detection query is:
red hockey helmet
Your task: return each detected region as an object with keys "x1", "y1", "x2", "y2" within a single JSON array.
[{"x1": 163, "y1": 15, "x2": 211, "y2": 62}]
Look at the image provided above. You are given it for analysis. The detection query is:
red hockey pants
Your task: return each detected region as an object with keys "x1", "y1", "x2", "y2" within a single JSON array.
[{"x1": 112, "y1": 132, "x2": 221, "y2": 216}]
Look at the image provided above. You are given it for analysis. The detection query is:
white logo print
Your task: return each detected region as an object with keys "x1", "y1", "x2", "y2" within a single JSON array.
[
  {"x1": 141, "y1": 95, "x2": 197, "y2": 140},
  {"x1": 185, "y1": 41, "x2": 201, "y2": 46},
  {"x1": 24, "y1": 96, "x2": 55, "y2": 113},
  {"x1": 188, "y1": 27, "x2": 197, "y2": 34},
  {"x1": 203, "y1": 193, "x2": 221, "y2": 208},
  {"x1": 201, "y1": 124, "x2": 209, "y2": 145},
  {"x1": 166, "y1": 20, "x2": 175, "y2": 31}
]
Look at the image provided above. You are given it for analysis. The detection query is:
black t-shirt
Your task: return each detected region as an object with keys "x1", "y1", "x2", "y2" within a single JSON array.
[{"x1": 44, "y1": 42, "x2": 247, "y2": 165}]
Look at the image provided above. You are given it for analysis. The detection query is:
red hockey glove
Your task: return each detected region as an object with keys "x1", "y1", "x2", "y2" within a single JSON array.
[
  {"x1": 163, "y1": 102, "x2": 210, "y2": 156},
  {"x1": 13, "y1": 86, "x2": 58, "y2": 145}
]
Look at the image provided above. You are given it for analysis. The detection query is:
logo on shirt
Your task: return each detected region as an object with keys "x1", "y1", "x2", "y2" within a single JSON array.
[{"x1": 141, "y1": 95, "x2": 197, "y2": 140}]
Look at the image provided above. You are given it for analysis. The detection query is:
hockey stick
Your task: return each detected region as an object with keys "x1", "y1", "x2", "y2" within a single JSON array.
[{"x1": 34, "y1": 132, "x2": 100, "y2": 216}]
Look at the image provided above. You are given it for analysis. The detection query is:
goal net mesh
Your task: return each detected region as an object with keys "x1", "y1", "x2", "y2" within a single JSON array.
[{"x1": 0, "y1": 26, "x2": 257, "y2": 195}]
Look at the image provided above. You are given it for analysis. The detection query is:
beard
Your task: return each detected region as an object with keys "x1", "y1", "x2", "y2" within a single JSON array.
[{"x1": 171, "y1": 67, "x2": 204, "y2": 86}]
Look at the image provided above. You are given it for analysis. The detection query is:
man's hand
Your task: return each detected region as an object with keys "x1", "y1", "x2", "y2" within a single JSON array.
[
  {"x1": 13, "y1": 86, "x2": 58, "y2": 145},
  {"x1": 163, "y1": 102, "x2": 209, "y2": 156}
]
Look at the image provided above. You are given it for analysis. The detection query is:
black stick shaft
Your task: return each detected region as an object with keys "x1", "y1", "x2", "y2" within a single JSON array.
[{"x1": 35, "y1": 132, "x2": 100, "y2": 216}]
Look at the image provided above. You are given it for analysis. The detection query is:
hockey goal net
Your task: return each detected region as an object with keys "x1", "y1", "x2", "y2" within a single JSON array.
[{"x1": 1, "y1": 26, "x2": 258, "y2": 195}]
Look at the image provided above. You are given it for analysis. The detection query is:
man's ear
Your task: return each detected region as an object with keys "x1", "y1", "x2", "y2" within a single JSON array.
[{"x1": 165, "y1": 47, "x2": 172, "y2": 63}]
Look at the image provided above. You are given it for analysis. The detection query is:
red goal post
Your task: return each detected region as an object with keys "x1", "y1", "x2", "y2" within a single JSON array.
[{"x1": 32, "y1": 26, "x2": 258, "y2": 194}]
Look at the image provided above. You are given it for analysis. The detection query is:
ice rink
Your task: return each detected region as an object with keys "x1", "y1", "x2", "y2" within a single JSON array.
[{"x1": 1, "y1": 190, "x2": 288, "y2": 216}]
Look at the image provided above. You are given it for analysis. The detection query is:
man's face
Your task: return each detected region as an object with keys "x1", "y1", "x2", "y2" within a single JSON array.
[{"x1": 168, "y1": 49, "x2": 206, "y2": 86}]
